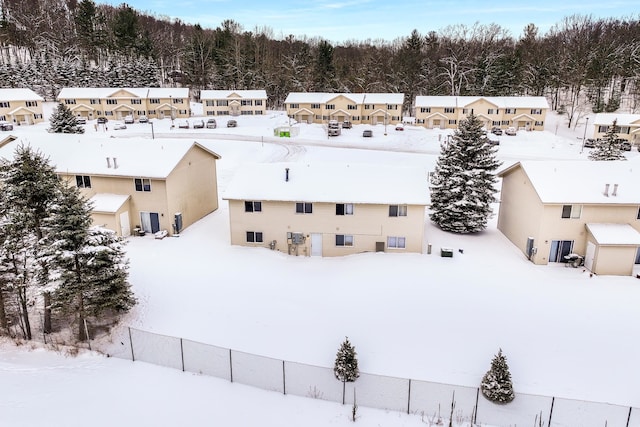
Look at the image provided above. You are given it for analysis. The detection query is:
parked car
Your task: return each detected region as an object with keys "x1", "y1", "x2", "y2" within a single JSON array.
[
  {"x1": 138, "y1": 115, "x2": 149, "y2": 123},
  {"x1": 193, "y1": 119, "x2": 205, "y2": 129},
  {"x1": 76, "y1": 116, "x2": 87, "y2": 125},
  {"x1": 328, "y1": 120, "x2": 340, "y2": 136},
  {"x1": 362, "y1": 129, "x2": 373, "y2": 137},
  {"x1": 620, "y1": 140, "x2": 632, "y2": 151},
  {"x1": 227, "y1": 119, "x2": 238, "y2": 128},
  {"x1": 124, "y1": 115, "x2": 134, "y2": 124},
  {"x1": 505, "y1": 127, "x2": 517, "y2": 136},
  {"x1": 206, "y1": 118, "x2": 217, "y2": 129},
  {"x1": 0, "y1": 120, "x2": 13, "y2": 131},
  {"x1": 113, "y1": 122, "x2": 127, "y2": 130},
  {"x1": 584, "y1": 138, "x2": 597, "y2": 148},
  {"x1": 178, "y1": 120, "x2": 190, "y2": 129},
  {"x1": 395, "y1": 123, "x2": 404, "y2": 131},
  {"x1": 491, "y1": 127, "x2": 503, "y2": 135},
  {"x1": 97, "y1": 117, "x2": 108, "y2": 124},
  {"x1": 488, "y1": 138, "x2": 500, "y2": 146},
  {"x1": 342, "y1": 120, "x2": 352, "y2": 129}
]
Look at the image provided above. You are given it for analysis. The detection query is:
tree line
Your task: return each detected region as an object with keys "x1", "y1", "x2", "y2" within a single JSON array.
[{"x1": 0, "y1": 1, "x2": 639, "y2": 124}]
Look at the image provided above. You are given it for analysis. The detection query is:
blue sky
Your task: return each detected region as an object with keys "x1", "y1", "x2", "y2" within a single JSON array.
[{"x1": 100, "y1": 0, "x2": 639, "y2": 43}]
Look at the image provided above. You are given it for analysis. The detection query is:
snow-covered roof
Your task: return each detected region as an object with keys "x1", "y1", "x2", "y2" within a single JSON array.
[
  {"x1": 415, "y1": 96, "x2": 549, "y2": 109},
  {"x1": 200, "y1": 90, "x2": 267, "y2": 99},
  {"x1": 592, "y1": 113, "x2": 640, "y2": 127},
  {"x1": 499, "y1": 160, "x2": 640, "y2": 204},
  {"x1": 0, "y1": 136, "x2": 220, "y2": 179},
  {"x1": 223, "y1": 162, "x2": 429, "y2": 205},
  {"x1": 56, "y1": 88, "x2": 188, "y2": 100},
  {"x1": 586, "y1": 223, "x2": 640, "y2": 245},
  {"x1": 284, "y1": 92, "x2": 403, "y2": 105},
  {"x1": 0, "y1": 88, "x2": 44, "y2": 101},
  {"x1": 90, "y1": 193, "x2": 130, "y2": 213}
]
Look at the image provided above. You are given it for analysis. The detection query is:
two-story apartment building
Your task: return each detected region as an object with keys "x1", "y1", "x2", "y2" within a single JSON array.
[
  {"x1": 414, "y1": 96, "x2": 549, "y2": 131},
  {"x1": 284, "y1": 93, "x2": 404, "y2": 125},
  {"x1": 592, "y1": 113, "x2": 640, "y2": 145},
  {"x1": 200, "y1": 90, "x2": 268, "y2": 117},
  {"x1": 223, "y1": 162, "x2": 429, "y2": 257},
  {"x1": 0, "y1": 88, "x2": 45, "y2": 125},
  {"x1": 56, "y1": 88, "x2": 190, "y2": 121},
  {"x1": 497, "y1": 161, "x2": 640, "y2": 276},
  {"x1": 0, "y1": 136, "x2": 221, "y2": 237}
]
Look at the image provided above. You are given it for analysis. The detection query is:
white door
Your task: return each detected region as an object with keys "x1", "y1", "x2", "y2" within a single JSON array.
[
  {"x1": 119, "y1": 211, "x2": 131, "y2": 237},
  {"x1": 311, "y1": 233, "x2": 322, "y2": 256},
  {"x1": 585, "y1": 242, "x2": 596, "y2": 271}
]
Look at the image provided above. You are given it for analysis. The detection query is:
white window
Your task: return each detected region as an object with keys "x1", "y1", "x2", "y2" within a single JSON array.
[
  {"x1": 217, "y1": 100, "x2": 229, "y2": 107},
  {"x1": 131, "y1": 99, "x2": 142, "y2": 104},
  {"x1": 150, "y1": 98, "x2": 160, "y2": 104},
  {"x1": 326, "y1": 104, "x2": 335, "y2": 110},
  {"x1": 561, "y1": 204, "x2": 582, "y2": 219},
  {"x1": 241, "y1": 100, "x2": 252, "y2": 106},
  {"x1": 135, "y1": 178, "x2": 151, "y2": 192},
  {"x1": 311, "y1": 103, "x2": 320, "y2": 109},
  {"x1": 255, "y1": 110, "x2": 263, "y2": 115},
  {"x1": 389, "y1": 205, "x2": 407, "y2": 217},
  {"x1": 387, "y1": 236, "x2": 406, "y2": 249},
  {"x1": 244, "y1": 201, "x2": 262, "y2": 212},
  {"x1": 255, "y1": 100, "x2": 263, "y2": 106},
  {"x1": 64, "y1": 99, "x2": 76, "y2": 105},
  {"x1": 348, "y1": 104, "x2": 357, "y2": 110},
  {"x1": 75, "y1": 175, "x2": 91, "y2": 188},
  {"x1": 448, "y1": 119, "x2": 457, "y2": 125},
  {"x1": 289, "y1": 103, "x2": 299, "y2": 109},
  {"x1": 246, "y1": 231, "x2": 263, "y2": 243},
  {"x1": 205, "y1": 100, "x2": 215, "y2": 106},
  {"x1": 531, "y1": 109, "x2": 542, "y2": 114},
  {"x1": 335, "y1": 234, "x2": 353, "y2": 247},
  {"x1": 90, "y1": 99, "x2": 100, "y2": 105},
  {"x1": 364, "y1": 104, "x2": 373, "y2": 109},
  {"x1": 535, "y1": 121, "x2": 544, "y2": 126},
  {"x1": 296, "y1": 202, "x2": 313, "y2": 214},
  {"x1": 106, "y1": 99, "x2": 117, "y2": 105},
  {"x1": 505, "y1": 108, "x2": 516, "y2": 114},
  {"x1": 26, "y1": 101, "x2": 38, "y2": 107},
  {"x1": 444, "y1": 107, "x2": 455, "y2": 113},
  {"x1": 420, "y1": 107, "x2": 431, "y2": 113},
  {"x1": 336, "y1": 203, "x2": 354, "y2": 215},
  {"x1": 488, "y1": 108, "x2": 496, "y2": 114}
]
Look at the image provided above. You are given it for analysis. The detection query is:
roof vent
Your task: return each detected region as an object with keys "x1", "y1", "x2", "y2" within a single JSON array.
[
  {"x1": 106, "y1": 157, "x2": 111, "y2": 168},
  {"x1": 612, "y1": 183, "x2": 618, "y2": 197},
  {"x1": 285, "y1": 167, "x2": 289, "y2": 182},
  {"x1": 113, "y1": 157, "x2": 118, "y2": 169},
  {"x1": 603, "y1": 183, "x2": 610, "y2": 197}
]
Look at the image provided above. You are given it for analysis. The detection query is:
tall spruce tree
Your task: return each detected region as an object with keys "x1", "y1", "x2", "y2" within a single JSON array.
[
  {"x1": 481, "y1": 349, "x2": 515, "y2": 404},
  {"x1": 429, "y1": 113, "x2": 501, "y2": 233},
  {"x1": 588, "y1": 119, "x2": 626, "y2": 161},
  {"x1": 334, "y1": 336, "x2": 360, "y2": 383},
  {"x1": 48, "y1": 103, "x2": 85, "y2": 134},
  {"x1": 41, "y1": 184, "x2": 136, "y2": 341}
]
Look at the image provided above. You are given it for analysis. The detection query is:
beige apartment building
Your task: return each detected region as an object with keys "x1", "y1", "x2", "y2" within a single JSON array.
[
  {"x1": 200, "y1": 90, "x2": 267, "y2": 117},
  {"x1": 592, "y1": 113, "x2": 640, "y2": 145},
  {"x1": 498, "y1": 161, "x2": 640, "y2": 276},
  {"x1": 223, "y1": 162, "x2": 429, "y2": 257},
  {"x1": 0, "y1": 88, "x2": 45, "y2": 125},
  {"x1": 56, "y1": 87, "x2": 190, "y2": 121},
  {"x1": 0, "y1": 136, "x2": 220, "y2": 237},
  {"x1": 414, "y1": 96, "x2": 549, "y2": 131},
  {"x1": 284, "y1": 92, "x2": 404, "y2": 125}
]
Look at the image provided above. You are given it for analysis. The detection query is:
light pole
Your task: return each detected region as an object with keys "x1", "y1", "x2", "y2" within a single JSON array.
[
  {"x1": 580, "y1": 117, "x2": 589, "y2": 154},
  {"x1": 150, "y1": 120, "x2": 155, "y2": 140}
]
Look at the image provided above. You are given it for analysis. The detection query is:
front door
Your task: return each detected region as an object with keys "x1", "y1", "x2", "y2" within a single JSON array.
[
  {"x1": 549, "y1": 240, "x2": 573, "y2": 263},
  {"x1": 311, "y1": 233, "x2": 322, "y2": 256},
  {"x1": 585, "y1": 242, "x2": 596, "y2": 270}
]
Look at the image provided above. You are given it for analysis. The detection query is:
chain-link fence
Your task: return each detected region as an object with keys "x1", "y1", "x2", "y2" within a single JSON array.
[{"x1": 114, "y1": 327, "x2": 639, "y2": 427}]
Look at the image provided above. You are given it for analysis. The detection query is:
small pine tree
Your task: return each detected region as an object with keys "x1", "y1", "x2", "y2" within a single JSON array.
[
  {"x1": 589, "y1": 119, "x2": 626, "y2": 161},
  {"x1": 480, "y1": 348, "x2": 515, "y2": 404},
  {"x1": 430, "y1": 113, "x2": 502, "y2": 233},
  {"x1": 48, "y1": 103, "x2": 85, "y2": 134},
  {"x1": 334, "y1": 336, "x2": 359, "y2": 383}
]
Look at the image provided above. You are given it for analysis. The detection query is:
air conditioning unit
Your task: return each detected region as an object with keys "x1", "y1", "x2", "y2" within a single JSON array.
[{"x1": 291, "y1": 232, "x2": 305, "y2": 244}]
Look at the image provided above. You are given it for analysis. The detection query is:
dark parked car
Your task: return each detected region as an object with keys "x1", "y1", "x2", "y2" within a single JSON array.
[
  {"x1": 488, "y1": 138, "x2": 500, "y2": 146},
  {"x1": 583, "y1": 138, "x2": 597, "y2": 148},
  {"x1": 491, "y1": 127, "x2": 503, "y2": 135},
  {"x1": 620, "y1": 140, "x2": 632, "y2": 151},
  {"x1": 0, "y1": 121, "x2": 14, "y2": 131},
  {"x1": 97, "y1": 117, "x2": 108, "y2": 124},
  {"x1": 227, "y1": 119, "x2": 238, "y2": 128},
  {"x1": 342, "y1": 120, "x2": 352, "y2": 129},
  {"x1": 362, "y1": 129, "x2": 373, "y2": 137}
]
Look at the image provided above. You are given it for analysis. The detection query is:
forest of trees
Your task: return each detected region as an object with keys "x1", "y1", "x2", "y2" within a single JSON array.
[{"x1": 1, "y1": 0, "x2": 639, "y2": 123}]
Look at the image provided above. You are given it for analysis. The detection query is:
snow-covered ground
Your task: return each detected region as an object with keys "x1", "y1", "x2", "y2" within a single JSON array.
[{"x1": 1, "y1": 106, "x2": 639, "y2": 427}]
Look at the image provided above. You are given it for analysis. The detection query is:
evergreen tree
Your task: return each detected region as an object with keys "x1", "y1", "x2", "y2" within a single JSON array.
[
  {"x1": 429, "y1": 113, "x2": 502, "y2": 233},
  {"x1": 588, "y1": 119, "x2": 626, "y2": 161},
  {"x1": 42, "y1": 184, "x2": 136, "y2": 341},
  {"x1": 48, "y1": 103, "x2": 85, "y2": 134},
  {"x1": 334, "y1": 336, "x2": 359, "y2": 383},
  {"x1": 481, "y1": 349, "x2": 515, "y2": 404}
]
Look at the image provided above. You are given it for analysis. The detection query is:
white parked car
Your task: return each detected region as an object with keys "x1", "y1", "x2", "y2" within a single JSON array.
[
  {"x1": 113, "y1": 122, "x2": 127, "y2": 130},
  {"x1": 124, "y1": 115, "x2": 134, "y2": 124},
  {"x1": 505, "y1": 127, "x2": 517, "y2": 136},
  {"x1": 138, "y1": 115, "x2": 149, "y2": 123}
]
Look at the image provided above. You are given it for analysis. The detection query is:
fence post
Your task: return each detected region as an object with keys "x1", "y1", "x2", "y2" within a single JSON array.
[
  {"x1": 474, "y1": 387, "x2": 480, "y2": 424},
  {"x1": 627, "y1": 407, "x2": 632, "y2": 427},
  {"x1": 282, "y1": 360, "x2": 286, "y2": 395},
  {"x1": 229, "y1": 349, "x2": 233, "y2": 383},
  {"x1": 407, "y1": 379, "x2": 411, "y2": 414},
  {"x1": 180, "y1": 338, "x2": 185, "y2": 372},
  {"x1": 548, "y1": 396, "x2": 555, "y2": 427},
  {"x1": 128, "y1": 327, "x2": 135, "y2": 361}
]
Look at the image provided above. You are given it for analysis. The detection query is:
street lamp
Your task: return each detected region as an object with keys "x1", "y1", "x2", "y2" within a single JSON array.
[
  {"x1": 150, "y1": 120, "x2": 155, "y2": 140},
  {"x1": 580, "y1": 117, "x2": 589, "y2": 154}
]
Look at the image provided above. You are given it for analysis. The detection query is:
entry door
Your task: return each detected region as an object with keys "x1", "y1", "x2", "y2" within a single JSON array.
[
  {"x1": 549, "y1": 240, "x2": 573, "y2": 263},
  {"x1": 585, "y1": 242, "x2": 596, "y2": 270},
  {"x1": 120, "y1": 211, "x2": 131, "y2": 237},
  {"x1": 635, "y1": 247, "x2": 640, "y2": 264},
  {"x1": 140, "y1": 212, "x2": 160, "y2": 233},
  {"x1": 310, "y1": 233, "x2": 322, "y2": 256}
]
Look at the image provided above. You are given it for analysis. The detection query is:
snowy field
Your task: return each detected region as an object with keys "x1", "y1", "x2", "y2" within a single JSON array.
[{"x1": 1, "y1": 106, "x2": 640, "y2": 427}]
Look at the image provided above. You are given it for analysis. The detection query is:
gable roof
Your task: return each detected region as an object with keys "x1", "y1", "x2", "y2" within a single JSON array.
[
  {"x1": 415, "y1": 96, "x2": 549, "y2": 109},
  {"x1": 284, "y1": 92, "x2": 403, "y2": 105},
  {"x1": 223, "y1": 162, "x2": 429, "y2": 205},
  {"x1": 0, "y1": 88, "x2": 44, "y2": 102},
  {"x1": 200, "y1": 90, "x2": 267, "y2": 100},
  {"x1": 498, "y1": 160, "x2": 640, "y2": 204},
  {"x1": 56, "y1": 87, "x2": 188, "y2": 100},
  {"x1": 0, "y1": 136, "x2": 220, "y2": 179}
]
